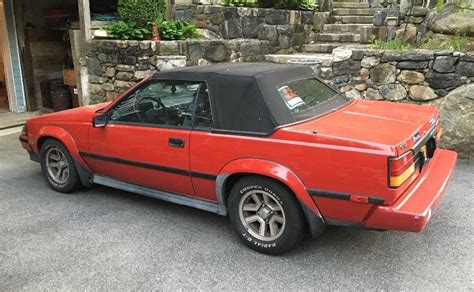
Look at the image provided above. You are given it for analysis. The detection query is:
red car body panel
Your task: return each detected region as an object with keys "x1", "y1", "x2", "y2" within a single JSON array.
[
  {"x1": 20, "y1": 74, "x2": 457, "y2": 234},
  {"x1": 364, "y1": 149, "x2": 457, "y2": 231},
  {"x1": 86, "y1": 124, "x2": 194, "y2": 195}
]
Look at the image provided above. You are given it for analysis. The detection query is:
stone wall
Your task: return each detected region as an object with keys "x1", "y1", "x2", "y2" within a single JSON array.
[
  {"x1": 84, "y1": 39, "x2": 269, "y2": 104},
  {"x1": 370, "y1": 0, "x2": 431, "y2": 45},
  {"x1": 175, "y1": 4, "x2": 326, "y2": 53},
  {"x1": 320, "y1": 48, "x2": 473, "y2": 158}
]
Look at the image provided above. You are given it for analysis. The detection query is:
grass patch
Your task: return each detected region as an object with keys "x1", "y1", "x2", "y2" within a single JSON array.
[
  {"x1": 369, "y1": 36, "x2": 411, "y2": 51},
  {"x1": 419, "y1": 35, "x2": 469, "y2": 51},
  {"x1": 370, "y1": 34, "x2": 469, "y2": 52}
]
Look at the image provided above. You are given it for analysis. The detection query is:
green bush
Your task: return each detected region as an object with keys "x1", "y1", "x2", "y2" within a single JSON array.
[
  {"x1": 159, "y1": 20, "x2": 199, "y2": 40},
  {"x1": 118, "y1": 0, "x2": 166, "y2": 27},
  {"x1": 257, "y1": 0, "x2": 278, "y2": 8},
  {"x1": 221, "y1": 0, "x2": 257, "y2": 7},
  {"x1": 105, "y1": 21, "x2": 152, "y2": 40},
  {"x1": 222, "y1": 0, "x2": 318, "y2": 10},
  {"x1": 275, "y1": 0, "x2": 318, "y2": 11}
]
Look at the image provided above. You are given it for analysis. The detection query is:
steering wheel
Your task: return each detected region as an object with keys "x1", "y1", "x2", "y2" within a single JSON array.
[{"x1": 135, "y1": 96, "x2": 167, "y2": 124}]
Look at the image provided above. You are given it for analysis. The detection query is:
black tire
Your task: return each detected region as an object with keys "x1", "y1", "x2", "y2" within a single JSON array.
[
  {"x1": 228, "y1": 176, "x2": 307, "y2": 254},
  {"x1": 40, "y1": 139, "x2": 82, "y2": 193}
]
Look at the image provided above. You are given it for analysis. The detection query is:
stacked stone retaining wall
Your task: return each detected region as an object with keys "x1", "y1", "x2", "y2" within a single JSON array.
[
  {"x1": 175, "y1": 4, "x2": 328, "y2": 53},
  {"x1": 84, "y1": 39, "x2": 269, "y2": 103}
]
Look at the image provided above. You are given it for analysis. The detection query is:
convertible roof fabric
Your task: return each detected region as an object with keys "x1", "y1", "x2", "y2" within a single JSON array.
[{"x1": 151, "y1": 63, "x2": 318, "y2": 135}]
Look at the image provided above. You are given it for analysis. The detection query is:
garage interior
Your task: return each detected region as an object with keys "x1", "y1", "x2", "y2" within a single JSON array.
[
  {"x1": 2, "y1": 0, "x2": 118, "y2": 113},
  {"x1": 0, "y1": 45, "x2": 7, "y2": 113}
]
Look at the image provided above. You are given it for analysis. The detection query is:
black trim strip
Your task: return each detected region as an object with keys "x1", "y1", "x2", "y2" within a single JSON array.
[
  {"x1": 368, "y1": 197, "x2": 386, "y2": 204},
  {"x1": 308, "y1": 189, "x2": 385, "y2": 205},
  {"x1": 79, "y1": 151, "x2": 217, "y2": 180},
  {"x1": 308, "y1": 189, "x2": 350, "y2": 201},
  {"x1": 192, "y1": 172, "x2": 218, "y2": 180}
]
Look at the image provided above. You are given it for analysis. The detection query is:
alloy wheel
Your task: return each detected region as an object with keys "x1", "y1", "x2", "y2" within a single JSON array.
[
  {"x1": 238, "y1": 190, "x2": 286, "y2": 241},
  {"x1": 45, "y1": 147, "x2": 70, "y2": 185}
]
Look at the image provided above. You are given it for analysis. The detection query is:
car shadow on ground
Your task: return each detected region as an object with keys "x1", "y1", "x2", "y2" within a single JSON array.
[{"x1": 77, "y1": 183, "x2": 399, "y2": 257}]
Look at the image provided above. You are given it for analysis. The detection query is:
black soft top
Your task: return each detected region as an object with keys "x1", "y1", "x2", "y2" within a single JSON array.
[{"x1": 151, "y1": 63, "x2": 318, "y2": 135}]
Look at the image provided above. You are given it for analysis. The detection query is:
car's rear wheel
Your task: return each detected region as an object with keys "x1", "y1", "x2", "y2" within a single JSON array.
[
  {"x1": 40, "y1": 139, "x2": 82, "y2": 193},
  {"x1": 228, "y1": 176, "x2": 306, "y2": 254}
]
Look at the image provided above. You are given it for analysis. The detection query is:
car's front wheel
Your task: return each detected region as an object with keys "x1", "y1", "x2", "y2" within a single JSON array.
[
  {"x1": 40, "y1": 139, "x2": 82, "y2": 193},
  {"x1": 228, "y1": 176, "x2": 306, "y2": 254}
]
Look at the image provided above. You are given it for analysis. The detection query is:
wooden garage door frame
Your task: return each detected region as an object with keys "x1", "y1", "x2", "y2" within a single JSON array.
[{"x1": 0, "y1": 0, "x2": 26, "y2": 113}]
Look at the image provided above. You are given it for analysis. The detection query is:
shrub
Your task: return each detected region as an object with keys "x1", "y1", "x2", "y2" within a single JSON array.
[
  {"x1": 159, "y1": 20, "x2": 199, "y2": 40},
  {"x1": 221, "y1": 0, "x2": 257, "y2": 7},
  {"x1": 275, "y1": 0, "x2": 318, "y2": 11},
  {"x1": 105, "y1": 21, "x2": 152, "y2": 40},
  {"x1": 257, "y1": 0, "x2": 278, "y2": 8},
  {"x1": 222, "y1": 0, "x2": 318, "y2": 10},
  {"x1": 118, "y1": 0, "x2": 166, "y2": 27}
]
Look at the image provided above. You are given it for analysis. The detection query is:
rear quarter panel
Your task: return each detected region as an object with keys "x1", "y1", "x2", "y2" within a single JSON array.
[{"x1": 190, "y1": 129, "x2": 392, "y2": 223}]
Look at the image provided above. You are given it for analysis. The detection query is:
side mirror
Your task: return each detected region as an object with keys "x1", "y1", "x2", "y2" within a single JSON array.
[{"x1": 93, "y1": 113, "x2": 107, "y2": 128}]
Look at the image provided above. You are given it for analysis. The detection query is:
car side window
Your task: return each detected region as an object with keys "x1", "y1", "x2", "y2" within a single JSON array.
[
  {"x1": 192, "y1": 84, "x2": 214, "y2": 129},
  {"x1": 109, "y1": 80, "x2": 202, "y2": 128}
]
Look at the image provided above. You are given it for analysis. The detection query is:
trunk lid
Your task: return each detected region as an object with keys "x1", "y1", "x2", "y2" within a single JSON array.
[{"x1": 285, "y1": 100, "x2": 438, "y2": 154}]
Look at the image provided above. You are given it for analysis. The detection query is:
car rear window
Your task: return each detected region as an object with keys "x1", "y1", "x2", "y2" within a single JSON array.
[{"x1": 277, "y1": 78, "x2": 346, "y2": 122}]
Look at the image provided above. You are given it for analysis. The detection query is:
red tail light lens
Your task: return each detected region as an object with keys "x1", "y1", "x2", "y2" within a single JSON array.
[{"x1": 389, "y1": 151, "x2": 415, "y2": 188}]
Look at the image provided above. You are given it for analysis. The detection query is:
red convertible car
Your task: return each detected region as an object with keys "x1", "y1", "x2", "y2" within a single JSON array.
[{"x1": 20, "y1": 63, "x2": 457, "y2": 254}]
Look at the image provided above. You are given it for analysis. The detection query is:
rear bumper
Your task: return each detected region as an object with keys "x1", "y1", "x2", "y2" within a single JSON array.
[{"x1": 364, "y1": 149, "x2": 457, "y2": 232}]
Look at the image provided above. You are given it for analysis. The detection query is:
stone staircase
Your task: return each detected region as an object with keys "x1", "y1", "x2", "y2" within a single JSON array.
[
  {"x1": 304, "y1": 0, "x2": 374, "y2": 53},
  {"x1": 266, "y1": 0, "x2": 376, "y2": 82}
]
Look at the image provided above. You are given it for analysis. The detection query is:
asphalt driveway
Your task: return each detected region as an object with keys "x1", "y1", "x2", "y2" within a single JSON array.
[{"x1": 0, "y1": 131, "x2": 473, "y2": 290}]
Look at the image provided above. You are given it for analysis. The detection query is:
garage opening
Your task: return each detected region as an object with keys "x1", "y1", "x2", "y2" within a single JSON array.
[{"x1": 0, "y1": 46, "x2": 7, "y2": 113}]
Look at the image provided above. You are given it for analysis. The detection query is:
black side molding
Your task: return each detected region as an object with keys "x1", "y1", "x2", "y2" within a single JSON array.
[
  {"x1": 79, "y1": 151, "x2": 217, "y2": 180},
  {"x1": 308, "y1": 189, "x2": 385, "y2": 205},
  {"x1": 308, "y1": 189, "x2": 350, "y2": 201}
]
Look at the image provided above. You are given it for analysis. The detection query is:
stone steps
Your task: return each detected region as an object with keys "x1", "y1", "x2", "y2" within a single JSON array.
[
  {"x1": 304, "y1": 43, "x2": 359, "y2": 53},
  {"x1": 304, "y1": 1, "x2": 373, "y2": 54},
  {"x1": 334, "y1": 8, "x2": 374, "y2": 16},
  {"x1": 333, "y1": 2, "x2": 370, "y2": 8},
  {"x1": 265, "y1": 53, "x2": 333, "y2": 68},
  {"x1": 340, "y1": 16, "x2": 374, "y2": 24},
  {"x1": 315, "y1": 33, "x2": 361, "y2": 43},
  {"x1": 265, "y1": 53, "x2": 335, "y2": 80},
  {"x1": 322, "y1": 23, "x2": 371, "y2": 33}
]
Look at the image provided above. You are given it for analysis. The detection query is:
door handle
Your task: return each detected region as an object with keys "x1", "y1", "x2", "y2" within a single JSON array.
[{"x1": 168, "y1": 138, "x2": 185, "y2": 148}]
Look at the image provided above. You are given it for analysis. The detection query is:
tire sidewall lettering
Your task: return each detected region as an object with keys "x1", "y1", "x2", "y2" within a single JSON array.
[
  {"x1": 239, "y1": 184, "x2": 284, "y2": 206},
  {"x1": 241, "y1": 232, "x2": 277, "y2": 248},
  {"x1": 239, "y1": 184, "x2": 284, "y2": 249}
]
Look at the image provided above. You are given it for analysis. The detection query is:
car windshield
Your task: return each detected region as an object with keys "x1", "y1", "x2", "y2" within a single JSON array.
[{"x1": 277, "y1": 78, "x2": 346, "y2": 122}]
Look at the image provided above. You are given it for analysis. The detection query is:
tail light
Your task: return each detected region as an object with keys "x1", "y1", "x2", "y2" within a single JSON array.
[{"x1": 389, "y1": 151, "x2": 415, "y2": 188}]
